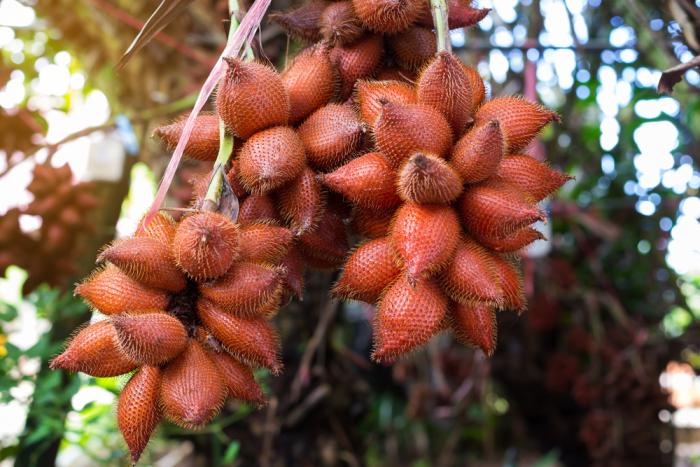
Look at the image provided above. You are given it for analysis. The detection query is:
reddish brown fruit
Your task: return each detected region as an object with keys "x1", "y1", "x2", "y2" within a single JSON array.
[
  {"x1": 160, "y1": 340, "x2": 226, "y2": 429},
  {"x1": 99, "y1": 237, "x2": 186, "y2": 292},
  {"x1": 462, "y1": 64, "x2": 486, "y2": 109},
  {"x1": 331, "y1": 34, "x2": 384, "y2": 99},
  {"x1": 173, "y1": 212, "x2": 240, "y2": 280},
  {"x1": 154, "y1": 113, "x2": 221, "y2": 161},
  {"x1": 374, "y1": 102, "x2": 453, "y2": 168},
  {"x1": 451, "y1": 120, "x2": 504, "y2": 183},
  {"x1": 389, "y1": 27, "x2": 436, "y2": 71},
  {"x1": 417, "y1": 51, "x2": 474, "y2": 135},
  {"x1": 238, "y1": 126, "x2": 306, "y2": 194},
  {"x1": 373, "y1": 275, "x2": 447, "y2": 362},
  {"x1": 355, "y1": 79, "x2": 416, "y2": 125},
  {"x1": 136, "y1": 212, "x2": 176, "y2": 246},
  {"x1": 282, "y1": 43, "x2": 336, "y2": 123},
  {"x1": 491, "y1": 254, "x2": 526, "y2": 312},
  {"x1": 496, "y1": 154, "x2": 571, "y2": 202},
  {"x1": 320, "y1": 152, "x2": 400, "y2": 209},
  {"x1": 417, "y1": 0, "x2": 491, "y2": 29},
  {"x1": 209, "y1": 350, "x2": 265, "y2": 404},
  {"x1": 76, "y1": 265, "x2": 169, "y2": 315},
  {"x1": 275, "y1": 167, "x2": 323, "y2": 235},
  {"x1": 440, "y1": 239, "x2": 503, "y2": 304},
  {"x1": 117, "y1": 366, "x2": 162, "y2": 463},
  {"x1": 319, "y1": 1, "x2": 364, "y2": 45},
  {"x1": 217, "y1": 59, "x2": 289, "y2": 139},
  {"x1": 352, "y1": 0, "x2": 423, "y2": 33},
  {"x1": 390, "y1": 203, "x2": 460, "y2": 282},
  {"x1": 375, "y1": 67, "x2": 416, "y2": 83},
  {"x1": 479, "y1": 227, "x2": 545, "y2": 253},
  {"x1": 333, "y1": 237, "x2": 400, "y2": 303},
  {"x1": 238, "y1": 223, "x2": 293, "y2": 264},
  {"x1": 112, "y1": 312, "x2": 188, "y2": 365},
  {"x1": 459, "y1": 179, "x2": 545, "y2": 241},
  {"x1": 238, "y1": 194, "x2": 279, "y2": 225},
  {"x1": 299, "y1": 104, "x2": 365, "y2": 170},
  {"x1": 280, "y1": 245, "x2": 305, "y2": 300},
  {"x1": 198, "y1": 300, "x2": 282, "y2": 373},
  {"x1": 225, "y1": 159, "x2": 248, "y2": 199},
  {"x1": 397, "y1": 152, "x2": 463, "y2": 204},
  {"x1": 200, "y1": 262, "x2": 283, "y2": 316},
  {"x1": 451, "y1": 301, "x2": 497, "y2": 356},
  {"x1": 474, "y1": 97, "x2": 559, "y2": 153},
  {"x1": 270, "y1": 1, "x2": 327, "y2": 42},
  {"x1": 297, "y1": 206, "x2": 349, "y2": 269},
  {"x1": 351, "y1": 205, "x2": 395, "y2": 238},
  {"x1": 50, "y1": 320, "x2": 137, "y2": 377}
]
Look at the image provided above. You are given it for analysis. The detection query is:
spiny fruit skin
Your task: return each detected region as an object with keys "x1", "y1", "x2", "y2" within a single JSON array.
[
  {"x1": 491, "y1": 254, "x2": 526, "y2": 312},
  {"x1": 390, "y1": 203, "x2": 461, "y2": 282},
  {"x1": 238, "y1": 126, "x2": 306, "y2": 194},
  {"x1": 333, "y1": 237, "x2": 401, "y2": 303},
  {"x1": 351, "y1": 205, "x2": 396, "y2": 239},
  {"x1": 459, "y1": 180, "x2": 545, "y2": 242},
  {"x1": 473, "y1": 96, "x2": 560, "y2": 153},
  {"x1": 297, "y1": 205, "x2": 349, "y2": 269},
  {"x1": 99, "y1": 237, "x2": 186, "y2": 292},
  {"x1": 198, "y1": 300, "x2": 282, "y2": 373},
  {"x1": 275, "y1": 167, "x2": 323, "y2": 235},
  {"x1": 478, "y1": 226, "x2": 545, "y2": 253},
  {"x1": 280, "y1": 245, "x2": 305, "y2": 300},
  {"x1": 352, "y1": 0, "x2": 423, "y2": 34},
  {"x1": 397, "y1": 152, "x2": 463, "y2": 204},
  {"x1": 270, "y1": 1, "x2": 327, "y2": 42},
  {"x1": 217, "y1": 59, "x2": 290, "y2": 139},
  {"x1": 496, "y1": 154, "x2": 572, "y2": 202},
  {"x1": 374, "y1": 102, "x2": 453, "y2": 168},
  {"x1": 417, "y1": 51, "x2": 474, "y2": 135},
  {"x1": 373, "y1": 275, "x2": 448, "y2": 362},
  {"x1": 299, "y1": 104, "x2": 366, "y2": 170},
  {"x1": 320, "y1": 152, "x2": 401, "y2": 210},
  {"x1": 331, "y1": 34, "x2": 384, "y2": 99},
  {"x1": 238, "y1": 224, "x2": 293, "y2": 264},
  {"x1": 76, "y1": 265, "x2": 169, "y2": 315},
  {"x1": 50, "y1": 320, "x2": 138, "y2": 377},
  {"x1": 417, "y1": 0, "x2": 491, "y2": 29},
  {"x1": 440, "y1": 239, "x2": 503, "y2": 305},
  {"x1": 154, "y1": 113, "x2": 221, "y2": 161},
  {"x1": 199, "y1": 262, "x2": 284, "y2": 316},
  {"x1": 451, "y1": 120, "x2": 504, "y2": 183},
  {"x1": 388, "y1": 27, "x2": 437, "y2": 71},
  {"x1": 173, "y1": 212, "x2": 240, "y2": 281},
  {"x1": 450, "y1": 301, "x2": 497, "y2": 356},
  {"x1": 112, "y1": 312, "x2": 188, "y2": 366},
  {"x1": 282, "y1": 43, "x2": 336, "y2": 123},
  {"x1": 319, "y1": 1, "x2": 364, "y2": 45},
  {"x1": 238, "y1": 194, "x2": 280, "y2": 225},
  {"x1": 355, "y1": 79, "x2": 416, "y2": 125},
  {"x1": 160, "y1": 340, "x2": 227, "y2": 430},
  {"x1": 135, "y1": 211, "x2": 176, "y2": 246},
  {"x1": 462, "y1": 64, "x2": 486, "y2": 110},
  {"x1": 209, "y1": 350, "x2": 265, "y2": 404},
  {"x1": 118, "y1": 366, "x2": 162, "y2": 464}
]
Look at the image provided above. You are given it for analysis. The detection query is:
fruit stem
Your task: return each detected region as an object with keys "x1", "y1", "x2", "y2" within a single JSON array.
[
  {"x1": 203, "y1": 0, "x2": 246, "y2": 212},
  {"x1": 431, "y1": 0, "x2": 451, "y2": 53}
]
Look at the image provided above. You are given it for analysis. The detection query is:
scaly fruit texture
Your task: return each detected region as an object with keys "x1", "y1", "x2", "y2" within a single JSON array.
[
  {"x1": 53, "y1": 211, "x2": 287, "y2": 462},
  {"x1": 146, "y1": 0, "x2": 567, "y2": 387}
]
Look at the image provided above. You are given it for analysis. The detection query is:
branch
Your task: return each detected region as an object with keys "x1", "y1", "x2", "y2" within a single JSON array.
[{"x1": 658, "y1": 55, "x2": 700, "y2": 93}]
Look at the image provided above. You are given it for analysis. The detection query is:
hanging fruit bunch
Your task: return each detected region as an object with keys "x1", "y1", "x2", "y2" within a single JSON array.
[
  {"x1": 0, "y1": 163, "x2": 99, "y2": 293},
  {"x1": 51, "y1": 210, "x2": 290, "y2": 462},
  {"x1": 52, "y1": 0, "x2": 571, "y2": 462}
]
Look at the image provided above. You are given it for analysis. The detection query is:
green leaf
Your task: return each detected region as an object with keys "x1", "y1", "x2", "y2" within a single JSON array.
[{"x1": 223, "y1": 441, "x2": 241, "y2": 464}]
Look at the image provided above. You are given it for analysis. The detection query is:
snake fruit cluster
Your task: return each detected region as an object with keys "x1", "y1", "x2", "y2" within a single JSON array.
[
  {"x1": 53, "y1": 0, "x2": 571, "y2": 462},
  {"x1": 52, "y1": 211, "x2": 291, "y2": 462}
]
